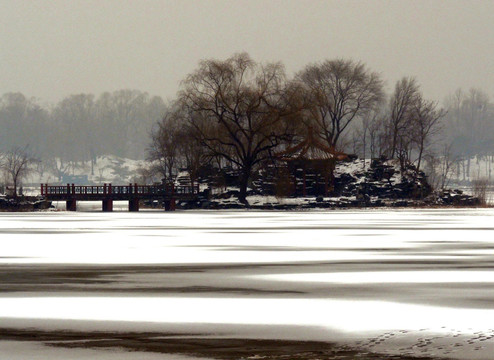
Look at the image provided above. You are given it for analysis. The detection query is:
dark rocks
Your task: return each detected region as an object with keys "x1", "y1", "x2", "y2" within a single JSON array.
[
  {"x1": 199, "y1": 156, "x2": 482, "y2": 209},
  {"x1": 334, "y1": 158, "x2": 433, "y2": 202},
  {"x1": 425, "y1": 190, "x2": 480, "y2": 206},
  {"x1": 33, "y1": 199, "x2": 53, "y2": 210},
  {"x1": 0, "y1": 196, "x2": 52, "y2": 211}
]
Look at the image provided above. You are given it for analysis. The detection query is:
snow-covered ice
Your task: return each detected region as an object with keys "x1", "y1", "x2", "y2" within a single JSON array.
[{"x1": 1, "y1": 208, "x2": 494, "y2": 359}]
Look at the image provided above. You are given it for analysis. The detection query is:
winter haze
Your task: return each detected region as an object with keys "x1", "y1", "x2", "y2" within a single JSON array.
[
  {"x1": 1, "y1": 0, "x2": 494, "y2": 104},
  {"x1": 3, "y1": 2, "x2": 494, "y2": 360}
]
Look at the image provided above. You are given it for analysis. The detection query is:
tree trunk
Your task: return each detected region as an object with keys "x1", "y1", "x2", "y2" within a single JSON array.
[
  {"x1": 168, "y1": 166, "x2": 174, "y2": 183},
  {"x1": 13, "y1": 178, "x2": 17, "y2": 198},
  {"x1": 238, "y1": 168, "x2": 251, "y2": 205},
  {"x1": 416, "y1": 142, "x2": 424, "y2": 173},
  {"x1": 391, "y1": 130, "x2": 398, "y2": 159}
]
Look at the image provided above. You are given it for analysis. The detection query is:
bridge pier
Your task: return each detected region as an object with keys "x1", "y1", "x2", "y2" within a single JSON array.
[
  {"x1": 164, "y1": 199, "x2": 176, "y2": 211},
  {"x1": 129, "y1": 198, "x2": 139, "y2": 212},
  {"x1": 66, "y1": 199, "x2": 77, "y2": 211},
  {"x1": 102, "y1": 199, "x2": 113, "y2": 212}
]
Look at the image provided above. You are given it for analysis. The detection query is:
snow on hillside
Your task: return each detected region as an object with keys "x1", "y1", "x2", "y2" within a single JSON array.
[
  {"x1": 25, "y1": 156, "x2": 148, "y2": 185},
  {"x1": 448, "y1": 156, "x2": 494, "y2": 184}
]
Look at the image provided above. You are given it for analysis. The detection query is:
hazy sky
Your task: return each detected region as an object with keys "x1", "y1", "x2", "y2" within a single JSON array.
[{"x1": 1, "y1": 0, "x2": 493, "y2": 105}]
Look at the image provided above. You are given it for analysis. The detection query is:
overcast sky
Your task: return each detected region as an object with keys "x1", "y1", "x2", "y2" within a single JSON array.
[{"x1": 1, "y1": 0, "x2": 493, "y2": 105}]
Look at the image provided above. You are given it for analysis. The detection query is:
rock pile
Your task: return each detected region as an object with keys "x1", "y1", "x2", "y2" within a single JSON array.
[
  {"x1": 425, "y1": 189, "x2": 480, "y2": 206},
  {"x1": 0, "y1": 196, "x2": 52, "y2": 211},
  {"x1": 197, "y1": 156, "x2": 481, "y2": 209},
  {"x1": 333, "y1": 157, "x2": 433, "y2": 203},
  {"x1": 173, "y1": 156, "x2": 482, "y2": 209}
]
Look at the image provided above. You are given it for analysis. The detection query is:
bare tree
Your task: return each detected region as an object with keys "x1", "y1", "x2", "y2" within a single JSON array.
[
  {"x1": 179, "y1": 53, "x2": 302, "y2": 203},
  {"x1": 421, "y1": 137, "x2": 463, "y2": 192},
  {"x1": 45, "y1": 157, "x2": 73, "y2": 182},
  {"x1": 52, "y1": 94, "x2": 96, "y2": 167},
  {"x1": 443, "y1": 88, "x2": 493, "y2": 179},
  {"x1": 0, "y1": 93, "x2": 51, "y2": 158},
  {"x1": 176, "y1": 122, "x2": 206, "y2": 187},
  {"x1": 148, "y1": 110, "x2": 182, "y2": 181},
  {"x1": 396, "y1": 128, "x2": 415, "y2": 172},
  {"x1": 148, "y1": 104, "x2": 209, "y2": 187},
  {"x1": 355, "y1": 104, "x2": 387, "y2": 161},
  {"x1": 134, "y1": 165, "x2": 159, "y2": 184},
  {"x1": 369, "y1": 111, "x2": 389, "y2": 159},
  {"x1": 387, "y1": 77, "x2": 421, "y2": 159},
  {"x1": 412, "y1": 98, "x2": 446, "y2": 172},
  {"x1": 1, "y1": 147, "x2": 36, "y2": 198},
  {"x1": 297, "y1": 59, "x2": 384, "y2": 150}
]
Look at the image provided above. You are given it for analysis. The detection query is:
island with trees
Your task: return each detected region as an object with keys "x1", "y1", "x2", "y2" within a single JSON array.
[{"x1": 0, "y1": 53, "x2": 491, "y2": 210}]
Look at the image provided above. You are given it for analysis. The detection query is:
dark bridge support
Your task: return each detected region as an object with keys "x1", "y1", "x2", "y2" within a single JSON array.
[
  {"x1": 164, "y1": 199, "x2": 176, "y2": 211},
  {"x1": 129, "y1": 198, "x2": 139, "y2": 212},
  {"x1": 102, "y1": 199, "x2": 113, "y2": 212},
  {"x1": 66, "y1": 199, "x2": 77, "y2": 211}
]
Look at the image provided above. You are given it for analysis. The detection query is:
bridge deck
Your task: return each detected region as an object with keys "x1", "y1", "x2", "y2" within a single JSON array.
[{"x1": 41, "y1": 183, "x2": 200, "y2": 211}]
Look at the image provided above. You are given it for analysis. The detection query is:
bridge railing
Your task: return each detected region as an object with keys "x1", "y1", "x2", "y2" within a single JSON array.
[
  {"x1": 73, "y1": 186, "x2": 105, "y2": 195},
  {"x1": 41, "y1": 183, "x2": 200, "y2": 197}
]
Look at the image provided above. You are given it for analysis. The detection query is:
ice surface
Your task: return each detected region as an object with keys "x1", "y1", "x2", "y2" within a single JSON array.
[
  {"x1": 2, "y1": 209, "x2": 494, "y2": 359},
  {"x1": 256, "y1": 270, "x2": 494, "y2": 284},
  {"x1": 2, "y1": 297, "x2": 494, "y2": 335}
]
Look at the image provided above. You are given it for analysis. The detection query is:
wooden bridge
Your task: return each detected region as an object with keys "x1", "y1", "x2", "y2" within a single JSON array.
[{"x1": 40, "y1": 183, "x2": 200, "y2": 212}]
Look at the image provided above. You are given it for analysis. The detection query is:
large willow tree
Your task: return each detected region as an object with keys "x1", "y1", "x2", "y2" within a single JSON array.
[{"x1": 179, "y1": 53, "x2": 302, "y2": 203}]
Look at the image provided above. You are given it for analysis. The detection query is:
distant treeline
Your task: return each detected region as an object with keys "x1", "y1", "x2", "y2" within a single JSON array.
[{"x1": 0, "y1": 90, "x2": 167, "y2": 163}]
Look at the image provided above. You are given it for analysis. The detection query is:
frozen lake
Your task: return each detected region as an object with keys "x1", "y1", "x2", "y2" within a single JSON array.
[{"x1": 1, "y1": 208, "x2": 494, "y2": 359}]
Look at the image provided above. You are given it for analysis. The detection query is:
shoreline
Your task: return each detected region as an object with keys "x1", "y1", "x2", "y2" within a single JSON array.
[
  {"x1": 0, "y1": 328, "x2": 439, "y2": 360},
  {"x1": 1, "y1": 200, "x2": 491, "y2": 212}
]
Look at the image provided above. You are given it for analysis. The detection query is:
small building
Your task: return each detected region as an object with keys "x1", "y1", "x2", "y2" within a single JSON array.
[{"x1": 273, "y1": 128, "x2": 348, "y2": 196}]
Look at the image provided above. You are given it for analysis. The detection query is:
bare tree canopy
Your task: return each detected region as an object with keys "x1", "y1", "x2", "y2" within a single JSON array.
[
  {"x1": 387, "y1": 77, "x2": 421, "y2": 159},
  {"x1": 148, "y1": 109, "x2": 182, "y2": 180},
  {"x1": 178, "y1": 53, "x2": 302, "y2": 203},
  {"x1": 297, "y1": 59, "x2": 384, "y2": 150},
  {"x1": 443, "y1": 88, "x2": 492, "y2": 158},
  {"x1": 412, "y1": 97, "x2": 446, "y2": 172},
  {"x1": 148, "y1": 105, "x2": 205, "y2": 186},
  {"x1": 1, "y1": 146, "x2": 36, "y2": 197}
]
